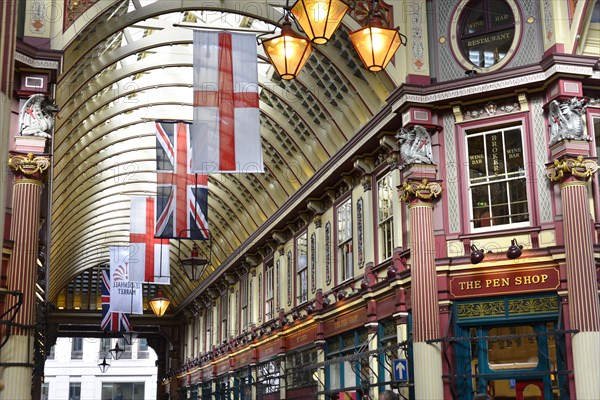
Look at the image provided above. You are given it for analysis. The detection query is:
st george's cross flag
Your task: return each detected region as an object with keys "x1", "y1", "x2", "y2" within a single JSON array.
[
  {"x1": 129, "y1": 196, "x2": 170, "y2": 284},
  {"x1": 155, "y1": 121, "x2": 209, "y2": 240},
  {"x1": 191, "y1": 30, "x2": 264, "y2": 174},
  {"x1": 109, "y1": 246, "x2": 143, "y2": 314},
  {"x1": 101, "y1": 269, "x2": 133, "y2": 333}
]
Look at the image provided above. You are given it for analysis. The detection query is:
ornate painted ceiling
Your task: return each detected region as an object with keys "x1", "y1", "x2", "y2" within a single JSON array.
[{"x1": 49, "y1": 0, "x2": 399, "y2": 311}]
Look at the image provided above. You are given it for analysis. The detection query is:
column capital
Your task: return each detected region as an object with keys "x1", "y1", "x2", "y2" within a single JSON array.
[
  {"x1": 546, "y1": 155, "x2": 598, "y2": 182},
  {"x1": 8, "y1": 152, "x2": 50, "y2": 181},
  {"x1": 400, "y1": 179, "x2": 442, "y2": 203}
]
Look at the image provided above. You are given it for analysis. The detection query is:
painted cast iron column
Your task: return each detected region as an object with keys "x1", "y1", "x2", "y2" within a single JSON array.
[
  {"x1": 3, "y1": 152, "x2": 49, "y2": 400},
  {"x1": 400, "y1": 177, "x2": 443, "y2": 399},
  {"x1": 547, "y1": 154, "x2": 600, "y2": 399}
]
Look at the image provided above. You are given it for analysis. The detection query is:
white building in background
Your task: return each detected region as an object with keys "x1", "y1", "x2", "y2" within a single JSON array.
[{"x1": 44, "y1": 337, "x2": 158, "y2": 400}]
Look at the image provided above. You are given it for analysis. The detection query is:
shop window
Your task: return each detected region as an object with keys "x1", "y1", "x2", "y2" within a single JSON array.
[
  {"x1": 265, "y1": 258, "x2": 275, "y2": 321},
  {"x1": 327, "y1": 330, "x2": 369, "y2": 395},
  {"x1": 101, "y1": 382, "x2": 145, "y2": 400},
  {"x1": 487, "y1": 326, "x2": 538, "y2": 370},
  {"x1": 257, "y1": 360, "x2": 281, "y2": 396},
  {"x1": 336, "y1": 198, "x2": 353, "y2": 282},
  {"x1": 286, "y1": 348, "x2": 318, "y2": 391},
  {"x1": 100, "y1": 338, "x2": 111, "y2": 358},
  {"x1": 215, "y1": 376, "x2": 231, "y2": 400},
  {"x1": 117, "y1": 338, "x2": 132, "y2": 359},
  {"x1": 71, "y1": 337, "x2": 83, "y2": 359},
  {"x1": 378, "y1": 320, "x2": 401, "y2": 388},
  {"x1": 467, "y1": 126, "x2": 528, "y2": 230},
  {"x1": 459, "y1": 0, "x2": 516, "y2": 68},
  {"x1": 296, "y1": 231, "x2": 309, "y2": 304},
  {"x1": 377, "y1": 172, "x2": 395, "y2": 261},
  {"x1": 233, "y1": 367, "x2": 253, "y2": 400}
]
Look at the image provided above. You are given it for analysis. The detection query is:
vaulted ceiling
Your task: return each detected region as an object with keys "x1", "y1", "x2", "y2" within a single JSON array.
[{"x1": 49, "y1": 0, "x2": 398, "y2": 310}]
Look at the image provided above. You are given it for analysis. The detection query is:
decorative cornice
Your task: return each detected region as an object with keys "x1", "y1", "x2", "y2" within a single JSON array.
[
  {"x1": 546, "y1": 155, "x2": 599, "y2": 182},
  {"x1": 9, "y1": 152, "x2": 50, "y2": 179},
  {"x1": 400, "y1": 179, "x2": 443, "y2": 202},
  {"x1": 14, "y1": 52, "x2": 59, "y2": 70}
]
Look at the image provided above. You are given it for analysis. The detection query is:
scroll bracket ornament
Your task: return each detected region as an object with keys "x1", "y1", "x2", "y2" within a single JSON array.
[
  {"x1": 546, "y1": 155, "x2": 599, "y2": 182},
  {"x1": 9, "y1": 152, "x2": 50, "y2": 177},
  {"x1": 400, "y1": 179, "x2": 442, "y2": 202}
]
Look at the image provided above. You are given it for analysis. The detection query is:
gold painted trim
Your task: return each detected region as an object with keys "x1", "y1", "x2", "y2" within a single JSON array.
[
  {"x1": 559, "y1": 180, "x2": 588, "y2": 189},
  {"x1": 408, "y1": 201, "x2": 434, "y2": 209},
  {"x1": 13, "y1": 178, "x2": 43, "y2": 186},
  {"x1": 547, "y1": 155, "x2": 598, "y2": 182},
  {"x1": 400, "y1": 179, "x2": 442, "y2": 202},
  {"x1": 8, "y1": 153, "x2": 50, "y2": 176}
]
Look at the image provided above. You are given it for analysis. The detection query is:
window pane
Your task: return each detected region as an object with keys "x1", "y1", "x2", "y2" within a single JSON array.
[
  {"x1": 488, "y1": 326, "x2": 538, "y2": 370},
  {"x1": 468, "y1": 127, "x2": 528, "y2": 229}
]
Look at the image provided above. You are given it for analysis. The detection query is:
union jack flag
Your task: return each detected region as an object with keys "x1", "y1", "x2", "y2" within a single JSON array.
[
  {"x1": 155, "y1": 121, "x2": 209, "y2": 239},
  {"x1": 101, "y1": 270, "x2": 132, "y2": 333}
]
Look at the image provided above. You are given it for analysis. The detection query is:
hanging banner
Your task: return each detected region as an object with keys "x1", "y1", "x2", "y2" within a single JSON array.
[{"x1": 109, "y1": 246, "x2": 143, "y2": 314}]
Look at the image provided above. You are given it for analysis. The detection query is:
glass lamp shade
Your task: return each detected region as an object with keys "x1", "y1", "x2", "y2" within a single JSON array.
[
  {"x1": 98, "y1": 357, "x2": 110, "y2": 373},
  {"x1": 149, "y1": 290, "x2": 170, "y2": 317},
  {"x1": 291, "y1": 0, "x2": 349, "y2": 44},
  {"x1": 109, "y1": 342, "x2": 124, "y2": 360},
  {"x1": 349, "y1": 23, "x2": 402, "y2": 72},
  {"x1": 123, "y1": 330, "x2": 138, "y2": 345},
  {"x1": 263, "y1": 20, "x2": 313, "y2": 80}
]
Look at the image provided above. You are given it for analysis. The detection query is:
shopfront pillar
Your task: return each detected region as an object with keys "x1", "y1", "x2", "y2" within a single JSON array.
[
  {"x1": 400, "y1": 172, "x2": 443, "y2": 400},
  {"x1": 3, "y1": 152, "x2": 49, "y2": 400},
  {"x1": 547, "y1": 149, "x2": 600, "y2": 399}
]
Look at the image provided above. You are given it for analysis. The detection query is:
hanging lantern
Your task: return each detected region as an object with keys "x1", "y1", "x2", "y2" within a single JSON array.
[
  {"x1": 349, "y1": 17, "x2": 405, "y2": 72},
  {"x1": 149, "y1": 289, "x2": 170, "y2": 317},
  {"x1": 291, "y1": 0, "x2": 349, "y2": 44},
  {"x1": 262, "y1": 17, "x2": 313, "y2": 80}
]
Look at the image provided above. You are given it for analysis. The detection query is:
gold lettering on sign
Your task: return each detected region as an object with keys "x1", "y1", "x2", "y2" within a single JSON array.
[
  {"x1": 468, "y1": 20, "x2": 484, "y2": 30},
  {"x1": 334, "y1": 314, "x2": 359, "y2": 330},
  {"x1": 506, "y1": 148, "x2": 521, "y2": 159},
  {"x1": 467, "y1": 32, "x2": 512, "y2": 47},
  {"x1": 495, "y1": 14, "x2": 509, "y2": 22},
  {"x1": 264, "y1": 347, "x2": 273, "y2": 356},
  {"x1": 457, "y1": 274, "x2": 551, "y2": 290},
  {"x1": 296, "y1": 334, "x2": 307, "y2": 343},
  {"x1": 515, "y1": 274, "x2": 548, "y2": 285},
  {"x1": 470, "y1": 154, "x2": 484, "y2": 165}
]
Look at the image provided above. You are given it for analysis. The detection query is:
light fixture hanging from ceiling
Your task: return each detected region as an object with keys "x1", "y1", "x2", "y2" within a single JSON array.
[
  {"x1": 349, "y1": 2, "x2": 407, "y2": 72},
  {"x1": 261, "y1": 0, "x2": 406, "y2": 79},
  {"x1": 98, "y1": 357, "x2": 110, "y2": 373},
  {"x1": 109, "y1": 341, "x2": 124, "y2": 360},
  {"x1": 262, "y1": 13, "x2": 313, "y2": 80},
  {"x1": 290, "y1": 0, "x2": 349, "y2": 44},
  {"x1": 149, "y1": 288, "x2": 171, "y2": 317}
]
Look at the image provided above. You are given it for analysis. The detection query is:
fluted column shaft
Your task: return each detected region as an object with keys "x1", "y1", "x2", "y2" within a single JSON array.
[
  {"x1": 548, "y1": 154, "x2": 600, "y2": 399},
  {"x1": 401, "y1": 178, "x2": 443, "y2": 400},
  {"x1": 3, "y1": 152, "x2": 49, "y2": 400}
]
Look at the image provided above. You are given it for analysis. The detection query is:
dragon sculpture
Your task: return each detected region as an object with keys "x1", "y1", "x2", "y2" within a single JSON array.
[{"x1": 18, "y1": 94, "x2": 59, "y2": 138}]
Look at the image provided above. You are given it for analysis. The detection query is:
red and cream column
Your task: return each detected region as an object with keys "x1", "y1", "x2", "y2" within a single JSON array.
[
  {"x1": 400, "y1": 172, "x2": 443, "y2": 399},
  {"x1": 2, "y1": 152, "x2": 49, "y2": 400},
  {"x1": 547, "y1": 152, "x2": 600, "y2": 399}
]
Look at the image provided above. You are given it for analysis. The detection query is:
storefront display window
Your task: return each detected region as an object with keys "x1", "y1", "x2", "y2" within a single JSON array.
[{"x1": 326, "y1": 330, "x2": 369, "y2": 398}]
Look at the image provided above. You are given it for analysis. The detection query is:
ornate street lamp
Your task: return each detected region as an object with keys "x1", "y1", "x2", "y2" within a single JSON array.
[
  {"x1": 262, "y1": 15, "x2": 313, "y2": 80},
  {"x1": 181, "y1": 243, "x2": 209, "y2": 281},
  {"x1": 123, "y1": 330, "x2": 138, "y2": 345},
  {"x1": 109, "y1": 341, "x2": 124, "y2": 360},
  {"x1": 98, "y1": 357, "x2": 110, "y2": 373},
  {"x1": 349, "y1": 16, "x2": 406, "y2": 72},
  {"x1": 291, "y1": 0, "x2": 349, "y2": 44},
  {"x1": 149, "y1": 289, "x2": 170, "y2": 317}
]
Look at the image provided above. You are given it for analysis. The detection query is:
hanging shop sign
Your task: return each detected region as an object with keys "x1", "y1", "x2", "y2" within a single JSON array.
[{"x1": 449, "y1": 266, "x2": 560, "y2": 298}]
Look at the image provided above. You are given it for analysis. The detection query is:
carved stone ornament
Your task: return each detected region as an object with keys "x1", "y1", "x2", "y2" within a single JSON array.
[
  {"x1": 400, "y1": 179, "x2": 443, "y2": 202},
  {"x1": 397, "y1": 125, "x2": 434, "y2": 166},
  {"x1": 18, "y1": 94, "x2": 58, "y2": 138},
  {"x1": 9, "y1": 153, "x2": 50, "y2": 176},
  {"x1": 548, "y1": 97, "x2": 590, "y2": 146},
  {"x1": 546, "y1": 155, "x2": 599, "y2": 182}
]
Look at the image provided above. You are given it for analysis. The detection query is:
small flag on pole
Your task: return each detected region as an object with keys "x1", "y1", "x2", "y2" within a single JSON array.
[
  {"x1": 101, "y1": 270, "x2": 133, "y2": 333},
  {"x1": 129, "y1": 196, "x2": 170, "y2": 284},
  {"x1": 155, "y1": 121, "x2": 209, "y2": 240},
  {"x1": 191, "y1": 30, "x2": 263, "y2": 174}
]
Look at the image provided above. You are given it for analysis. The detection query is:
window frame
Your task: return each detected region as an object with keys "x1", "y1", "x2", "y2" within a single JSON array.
[
  {"x1": 71, "y1": 337, "x2": 83, "y2": 360},
  {"x1": 221, "y1": 290, "x2": 229, "y2": 343},
  {"x1": 295, "y1": 230, "x2": 309, "y2": 305},
  {"x1": 465, "y1": 124, "x2": 530, "y2": 233},
  {"x1": 264, "y1": 258, "x2": 275, "y2": 322},
  {"x1": 376, "y1": 171, "x2": 395, "y2": 262},
  {"x1": 335, "y1": 196, "x2": 353, "y2": 283},
  {"x1": 239, "y1": 275, "x2": 249, "y2": 333}
]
